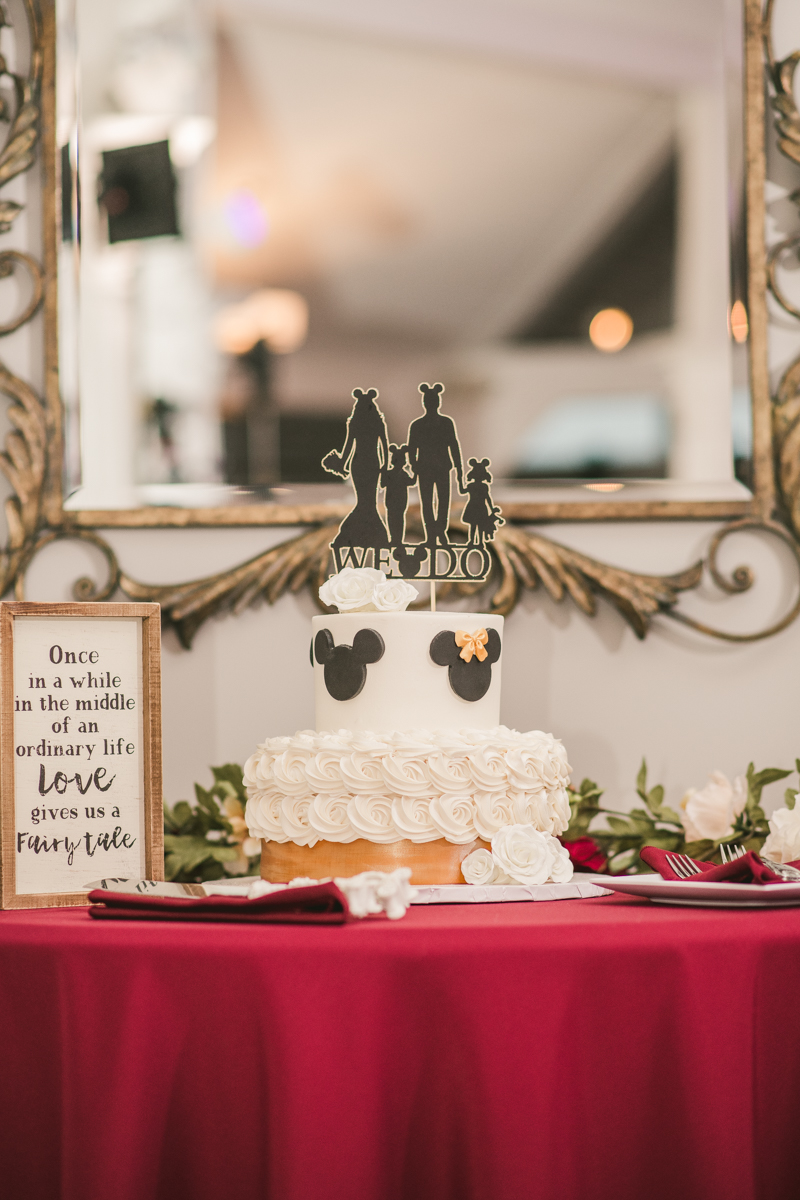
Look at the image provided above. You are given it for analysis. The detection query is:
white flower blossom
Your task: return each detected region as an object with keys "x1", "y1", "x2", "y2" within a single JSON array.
[
  {"x1": 461, "y1": 848, "x2": 502, "y2": 885},
  {"x1": 319, "y1": 567, "x2": 386, "y2": 612},
  {"x1": 490, "y1": 824, "x2": 573, "y2": 885},
  {"x1": 680, "y1": 771, "x2": 747, "y2": 842},
  {"x1": 762, "y1": 801, "x2": 800, "y2": 864},
  {"x1": 372, "y1": 578, "x2": 419, "y2": 612}
]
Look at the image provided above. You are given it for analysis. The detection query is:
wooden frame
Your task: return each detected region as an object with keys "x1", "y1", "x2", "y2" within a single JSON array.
[
  {"x1": 0, "y1": 0, "x2": 799, "y2": 644},
  {"x1": 0, "y1": 602, "x2": 163, "y2": 909}
]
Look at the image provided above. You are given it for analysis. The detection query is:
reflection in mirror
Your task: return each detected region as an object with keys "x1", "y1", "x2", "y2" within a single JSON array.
[{"x1": 58, "y1": 0, "x2": 751, "y2": 511}]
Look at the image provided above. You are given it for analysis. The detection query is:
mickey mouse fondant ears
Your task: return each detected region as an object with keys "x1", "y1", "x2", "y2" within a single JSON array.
[
  {"x1": 430, "y1": 627, "x2": 501, "y2": 701},
  {"x1": 314, "y1": 627, "x2": 385, "y2": 701}
]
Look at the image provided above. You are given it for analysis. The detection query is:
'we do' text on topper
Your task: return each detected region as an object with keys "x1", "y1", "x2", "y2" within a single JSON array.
[{"x1": 321, "y1": 383, "x2": 503, "y2": 582}]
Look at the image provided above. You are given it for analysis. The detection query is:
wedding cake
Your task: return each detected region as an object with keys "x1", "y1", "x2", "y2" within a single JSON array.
[{"x1": 244, "y1": 568, "x2": 573, "y2": 885}]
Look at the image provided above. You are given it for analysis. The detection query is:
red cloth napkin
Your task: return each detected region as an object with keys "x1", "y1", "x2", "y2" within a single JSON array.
[
  {"x1": 87, "y1": 881, "x2": 351, "y2": 924},
  {"x1": 640, "y1": 846, "x2": 800, "y2": 885}
]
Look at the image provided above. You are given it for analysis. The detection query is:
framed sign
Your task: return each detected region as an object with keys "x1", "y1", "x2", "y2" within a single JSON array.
[{"x1": 0, "y1": 603, "x2": 163, "y2": 909}]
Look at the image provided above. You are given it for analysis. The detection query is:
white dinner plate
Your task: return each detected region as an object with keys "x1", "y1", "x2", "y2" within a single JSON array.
[{"x1": 593, "y1": 873, "x2": 800, "y2": 908}]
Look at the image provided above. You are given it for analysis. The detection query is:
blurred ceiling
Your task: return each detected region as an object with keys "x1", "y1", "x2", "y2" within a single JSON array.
[{"x1": 210, "y1": 0, "x2": 726, "y2": 343}]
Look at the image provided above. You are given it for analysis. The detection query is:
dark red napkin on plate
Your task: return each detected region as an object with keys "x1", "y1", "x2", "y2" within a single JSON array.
[
  {"x1": 640, "y1": 846, "x2": 800, "y2": 885},
  {"x1": 88, "y1": 881, "x2": 351, "y2": 924}
]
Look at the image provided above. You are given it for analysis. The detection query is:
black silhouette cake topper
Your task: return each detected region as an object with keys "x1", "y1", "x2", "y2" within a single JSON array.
[{"x1": 322, "y1": 383, "x2": 503, "y2": 582}]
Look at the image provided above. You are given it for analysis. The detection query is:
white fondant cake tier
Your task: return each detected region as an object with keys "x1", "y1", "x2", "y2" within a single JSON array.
[
  {"x1": 312, "y1": 611, "x2": 503, "y2": 733},
  {"x1": 244, "y1": 726, "x2": 571, "y2": 847}
]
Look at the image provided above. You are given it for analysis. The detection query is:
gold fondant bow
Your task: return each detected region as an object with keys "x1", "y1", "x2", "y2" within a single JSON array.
[{"x1": 455, "y1": 628, "x2": 489, "y2": 663}]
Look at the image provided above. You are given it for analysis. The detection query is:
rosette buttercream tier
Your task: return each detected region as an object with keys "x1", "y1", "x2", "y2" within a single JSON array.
[{"x1": 244, "y1": 727, "x2": 571, "y2": 857}]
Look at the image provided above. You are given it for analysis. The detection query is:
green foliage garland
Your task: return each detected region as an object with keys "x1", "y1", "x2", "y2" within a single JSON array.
[
  {"x1": 565, "y1": 760, "x2": 796, "y2": 874},
  {"x1": 163, "y1": 764, "x2": 261, "y2": 883}
]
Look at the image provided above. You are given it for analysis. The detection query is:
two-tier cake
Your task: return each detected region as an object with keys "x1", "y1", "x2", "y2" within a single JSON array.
[{"x1": 244, "y1": 577, "x2": 573, "y2": 885}]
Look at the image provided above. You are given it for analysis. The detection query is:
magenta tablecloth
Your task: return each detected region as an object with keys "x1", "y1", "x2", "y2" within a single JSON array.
[{"x1": 1, "y1": 896, "x2": 800, "y2": 1200}]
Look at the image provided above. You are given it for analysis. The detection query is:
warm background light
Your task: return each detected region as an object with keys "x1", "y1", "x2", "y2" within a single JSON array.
[
  {"x1": 584, "y1": 481, "x2": 625, "y2": 492},
  {"x1": 589, "y1": 307, "x2": 633, "y2": 352},
  {"x1": 213, "y1": 289, "x2": 309, "y2": 355},
  {"x1": 730, "y1": 299, "x2": 749, "y2": 343}
]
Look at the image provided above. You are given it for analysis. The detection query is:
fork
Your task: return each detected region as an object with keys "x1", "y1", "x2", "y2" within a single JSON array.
[
  {"x1": 665, "y1": 853, "x2": 703, "y2": 879},
  {"x1": 720, "y1": 842, "x2": 800, "y2": 881}
]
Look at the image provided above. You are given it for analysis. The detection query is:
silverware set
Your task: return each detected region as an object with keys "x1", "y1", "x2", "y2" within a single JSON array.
[{"x1": 665, "y1": 847, "x2": 800, "y2": 883}]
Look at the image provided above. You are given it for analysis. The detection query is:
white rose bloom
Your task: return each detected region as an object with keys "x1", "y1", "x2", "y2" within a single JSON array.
[
  {"x1": 762, "y1": 802, "x2": 800, "y2": 863},
  {"x1": 546, "y1": 836, "x2": 574, "y2": 883},
  {"x1": 428, "y1": 794, "x2": 477, "y2": 843},
  {"x1": 505, "y1": 747, "x2": 551, "y2": 791},
  {"x1": 243, "y1": 751, "x2": 262, "y2": 789},
  {"x1": 680, "y1": 770, "x2": 747, "y2": 842},
  {"x1": 468, "y1": 745, "x2": 509, "y2": 791},
  {"x1": 339, "y1": 752, "x2": 386, "y2": 793},
  {"x1": 427, "y1": 753, "x2": 473, "y2": 793},
  {"x1": 382, "y1": 754, "x2": 431, "y2": 797},
  {"x1": 347, "y1": 795, "x2": 402, "y2": 843},
  {"x1": 279, "y1": 796, "x2": 316, "y2": 845},
  {"x1": 391, "y1": 797, "x2": 441, "y2": 842},
  {"x1": 304, "y1": 751, "x2": 345, "y2": 793},
  {"x1": 473, "y1": 792, "x2": 516, "y2": 840},
  {"x1": 550, "y1": 786, "x2": 571, "y2": 835},
  {"x1": 372, "y1": 578, "x2": 419, "y2": 611},
  {"x1": 272, "y1": 748, "x2": 313, "y2": 796},
  {"x1": 308, "y1": 795, "x2": 358, "y2": 843},
  {"x1": 491, "y1": 823, "x2": 555, "y2": 885},
  {"x1": 461, "y1": 848, "x2": 501, "y2": 885},
  {"x1": 246, "y1": 790, "x2": 288, "y2": 841},
  {"x1": 319, "y1": 567, "x2": 385, "y2": 612}
]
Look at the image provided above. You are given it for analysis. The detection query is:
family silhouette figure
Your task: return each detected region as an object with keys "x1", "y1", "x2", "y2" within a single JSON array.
[{"x1": 322, "y1": 382, "x2": 502, "y2": 577}]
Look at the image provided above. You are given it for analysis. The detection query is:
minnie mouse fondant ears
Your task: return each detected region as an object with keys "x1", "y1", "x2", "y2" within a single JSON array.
[
  {"x1": 314, "y1": 628, "x2": 385, "y2": 701},
  {"x1": 430, "y1": 627, "x2": 501, "y2": 701}
]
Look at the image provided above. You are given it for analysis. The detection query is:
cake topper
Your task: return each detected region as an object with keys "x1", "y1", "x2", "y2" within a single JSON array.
[{"x1": 322, "y1": 383, "x2": 503, "y2": 587}]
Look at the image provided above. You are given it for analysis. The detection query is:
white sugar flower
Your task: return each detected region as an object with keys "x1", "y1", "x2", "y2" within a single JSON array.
[
  {"x1": 461, "y1": 848, "x2": 503, "y2": 885},
  {"x1": 547, "y1": 837, "x2": 574, "y2": 883},
  {"x1": 319, "y1": 567, "x2": 385, "y2": 612},
  {"x1": 372, "y1": 577, "x2": 419, "y2": 612},
  {"x1": 491, "y1": 824, "x2": 569, "y2": 885},
  {"x1": 762, "y1": 802, "x2": 800, "y2": 864},
  {"x1": 680, "y1": 770, "x2": 747, "y2": 842}
]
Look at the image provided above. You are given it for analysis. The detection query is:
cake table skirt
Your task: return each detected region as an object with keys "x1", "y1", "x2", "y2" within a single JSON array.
[{"x1": 260, "y1": 837, "x2": 490, "y2": 883}]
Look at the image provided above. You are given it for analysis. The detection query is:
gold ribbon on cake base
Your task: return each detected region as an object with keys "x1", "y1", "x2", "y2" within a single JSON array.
[{"x1": 261, "y1": 837, "x2": 491, "y2": 885}]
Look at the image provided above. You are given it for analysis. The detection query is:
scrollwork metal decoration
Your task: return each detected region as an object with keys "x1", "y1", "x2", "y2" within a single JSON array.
[{"x1": 1, "y1": 0, "x2": 800, "y2": 648}]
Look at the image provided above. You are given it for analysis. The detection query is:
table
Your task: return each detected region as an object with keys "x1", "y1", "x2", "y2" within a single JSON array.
[{"x1": 1, "y1": 895, "x2": 799, "y2": 1200}]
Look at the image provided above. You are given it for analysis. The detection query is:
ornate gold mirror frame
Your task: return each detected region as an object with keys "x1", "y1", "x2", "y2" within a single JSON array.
[{"x1": 2, "y1": 0, "x2": 800, "y2": 647}]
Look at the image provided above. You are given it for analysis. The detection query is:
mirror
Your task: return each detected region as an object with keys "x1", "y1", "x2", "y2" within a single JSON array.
[{"x1": 57, "y1": 0, "x2": 751, "y2": 515}]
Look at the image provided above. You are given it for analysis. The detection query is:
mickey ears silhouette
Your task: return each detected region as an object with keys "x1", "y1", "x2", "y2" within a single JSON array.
[
  {"x1": 353, "y1": 388, "x2": 378, "y2": 403},
  {"x1": 314, "y1": 627, "x2": 385, "y2": 701},
  {"x1": 429, "y1": 628, "x2": 501, "y2": 701},
  {"x1": 419, "y1": 382, "x2": 444, "y2": 403}
]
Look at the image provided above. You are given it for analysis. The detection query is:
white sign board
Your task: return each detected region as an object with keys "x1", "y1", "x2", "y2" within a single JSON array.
[{"x1": 0, "y1": 603, "x2": 163, "y2": 908}]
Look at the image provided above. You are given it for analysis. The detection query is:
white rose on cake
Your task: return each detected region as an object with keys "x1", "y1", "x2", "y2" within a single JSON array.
[
  {"x1": 372, "y1": 577, "x2": 419, "y2": 611},
  {"x1": 490, "y1": 824, "x2": 573, "y2": 885},
  {"x1": 762, "y1": 800, "x2": 800, "y2": 863},
  {"x1": 318, "y1": 567, "x2": 418, "y2": 613},
  {"x1": 461, "y1": 848, "x2": 503, "y2": 885},
  {"x1": 319, "y1": 566, "x2": 385, "y2": 612}
]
